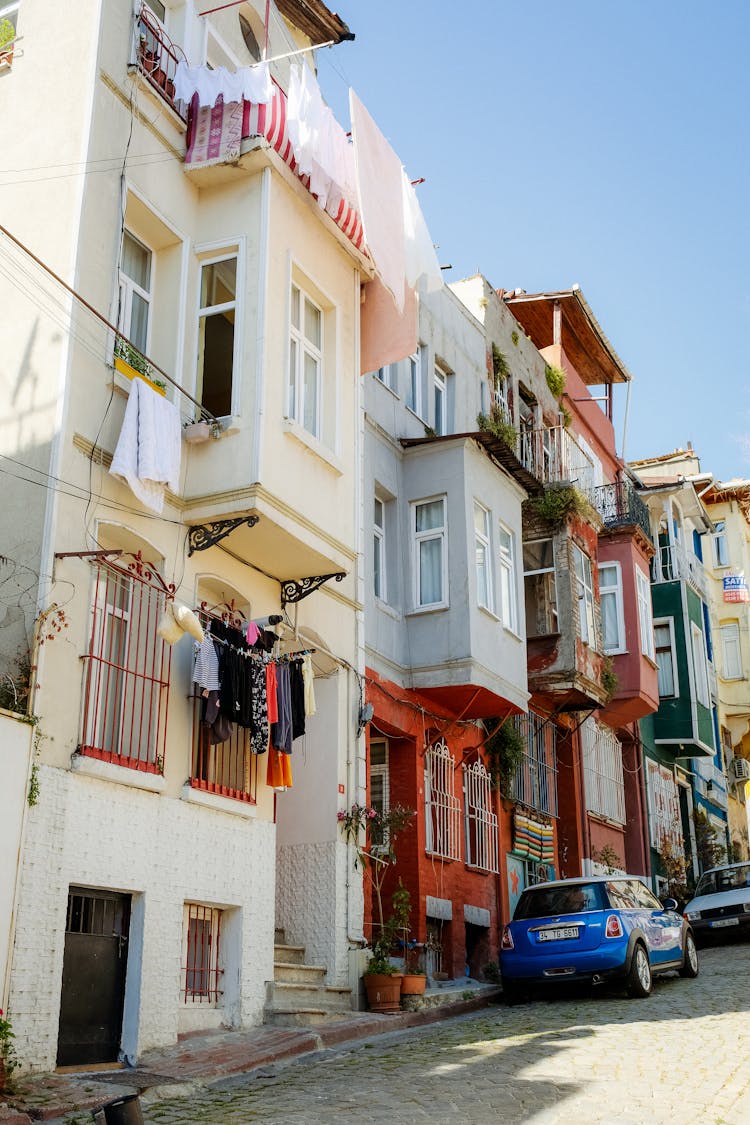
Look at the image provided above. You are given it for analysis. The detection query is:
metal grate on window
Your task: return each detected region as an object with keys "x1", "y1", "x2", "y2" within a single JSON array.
[
  {"x1": 183, "y1": 904, "x2": 223, "y2": 1005},
  {"x1": 190, "y1": 693, "x2": 258, "y2": 803},
  {"x1": 462, "y1": 759, "x2": 499, "y2": 872},
  {"x1": 581, "y1": 718, "x2": 626, "y2": 824},
  {"x1": 511, "y1": 712, "x2": 558, "y2": 816},
  {"x1": 424, "y1": 739, "x2": 462, "y2": 860},
  {"x1": 80, "y1": 553, "x2": 173, "y2": 772}
]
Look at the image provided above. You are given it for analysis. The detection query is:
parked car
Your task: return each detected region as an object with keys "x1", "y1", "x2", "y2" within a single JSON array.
[
  {"x1": 500, "y1": 876, "x2": 698, "y2": 1003},
  {"x1": 683, "y1": 862, "x2": 750, "y2": 945}
]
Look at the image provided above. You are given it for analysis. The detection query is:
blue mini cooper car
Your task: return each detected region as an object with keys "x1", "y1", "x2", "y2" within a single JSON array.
[{"x1": 500, "y1": 876, "x2": 698, "y2": 1003}]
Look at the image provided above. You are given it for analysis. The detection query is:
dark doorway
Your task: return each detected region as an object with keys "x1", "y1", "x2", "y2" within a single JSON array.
[
  {"x1": 465, "y1": 922, "x2": 489, "y2": 980},
  {"x1": 57, "y1": 888, "x2": 131, "y2": 1067}
]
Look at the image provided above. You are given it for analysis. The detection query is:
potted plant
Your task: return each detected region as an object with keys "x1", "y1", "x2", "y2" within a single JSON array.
[
  {"x1": 0, "y1": 17, "x2": 16, "y2": 66},
  {"x1": 338, "y1": 801, "x2": 415, "y2": 1012},
  {"x1": 391, "y1": 880, "x2": 426, "y2": 996},
  {"x1": 114, "y1": 335, "x2": 167, "y2": 396},
  {"x1": 0, "y1": 1008, "x2": 18, "y2": 1093}
]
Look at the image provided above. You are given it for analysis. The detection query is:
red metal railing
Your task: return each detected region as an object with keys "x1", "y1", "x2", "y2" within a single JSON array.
[
  {"x1": 80, "y1": 552, "x2": 172, "y2": 772},
  {"x1": 183, "y1": 904, "x2": 223, "y2": 1003},
  {"x1": 135, "y1": 3, "x2": 186, "y2": 119}
]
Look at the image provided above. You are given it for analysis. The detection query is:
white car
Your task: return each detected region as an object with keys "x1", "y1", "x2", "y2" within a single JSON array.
[{"x1": 683, "y1": 862, "x2": 750, "y2": 945}]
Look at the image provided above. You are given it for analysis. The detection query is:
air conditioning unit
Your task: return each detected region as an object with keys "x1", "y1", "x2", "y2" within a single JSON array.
[{"x1": 732, "y1": 758, "x2": 750, "y2": 782}]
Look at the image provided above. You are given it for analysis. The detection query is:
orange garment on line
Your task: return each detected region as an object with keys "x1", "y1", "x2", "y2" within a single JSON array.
[
  {"x1": 266, "y1": 661, "x2": 279, "y2": 724},
  {"x1": 267, "y1": 745, "x2": 292, "y2": 789}
]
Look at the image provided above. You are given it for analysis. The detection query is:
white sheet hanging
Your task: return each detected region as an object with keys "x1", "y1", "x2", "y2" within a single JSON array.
[
  {"x1": 287, "y1": 64, "x2": 358, "y2": 214},
  {"x1": 109, "y1": 377, "x2": 181, "y2": 514},
  {"x1": 402, "y1": 170, "x2": 443, "y2": 293},
  {"x1": 174, "y1": 61, "x2": 272, "y2": 108}
]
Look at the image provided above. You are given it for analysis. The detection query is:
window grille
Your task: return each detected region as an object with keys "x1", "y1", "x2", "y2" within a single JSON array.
[
  {"x1": 182, "y1": 904, "x2": 223, "y2": 1004},
  {"x1": 511, "y1": 712, "x2": 558, "y2": 816},
  {"x1": 135, "y1": 3, "x2": 186, "y2": 118},
  {"x1": 645, "y1": 760, "x2": 682, "y2": 853},
  {"x1": 581, "y1": 718, "x2": 626, "y2": 824},
  {"x1": 190, "y1": 695, "x2": 258, "y2": 803},
  {"x1": 424, "y1": 739, "x2": 461, "y2": 860},
  {"x1": 80, "y1": 553, "x2": 172, "y2": 772},
  {"x1": 462, "y1": 760, "x2": 499, "y2": 872}
]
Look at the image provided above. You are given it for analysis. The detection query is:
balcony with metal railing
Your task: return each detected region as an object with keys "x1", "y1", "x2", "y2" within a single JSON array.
[
  {"x1": 519, "y1": 424, "x2": 596, "y2": 493},
  {"x1": 133, "y1": 3, "x2": 186, "y2": 119},
  {"x1": 593, "y1": 479, "x2": 653, "y2": 545},
  {"x1": 651, "y1": 540, "x2": 708, "y2": 598}
]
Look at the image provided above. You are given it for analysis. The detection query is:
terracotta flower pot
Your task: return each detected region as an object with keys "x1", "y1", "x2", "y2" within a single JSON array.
[
  {"x1": 401, "y1": 973, "x2": 427, "y2": 996},
  {"x1": 364, "y1": 973, "x2": 402, "y2": 1013}
]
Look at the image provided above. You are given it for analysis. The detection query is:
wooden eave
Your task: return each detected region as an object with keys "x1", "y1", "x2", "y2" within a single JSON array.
[
  {"x1": 275, "y1": 0, "x2": 353, "y2": 44},
  {"x1": 503, "y1": 288, "x2": 631, "y2": 386},
  {"x1": 399, "y1": 431, "x2": 543, "y2": 496}
]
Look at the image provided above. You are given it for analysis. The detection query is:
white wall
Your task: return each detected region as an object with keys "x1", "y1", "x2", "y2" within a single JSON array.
[{"x1": 0, "y1": 711, "x2": 33, "y2": 1009}]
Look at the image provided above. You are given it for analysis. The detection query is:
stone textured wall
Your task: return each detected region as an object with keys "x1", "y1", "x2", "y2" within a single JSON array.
[
  {"x1": 9, "y1": 764, "x2": 276, "y2": 1072},
  {"x1": 276, "y1": 840, "x2": 350, "y2": 987}
]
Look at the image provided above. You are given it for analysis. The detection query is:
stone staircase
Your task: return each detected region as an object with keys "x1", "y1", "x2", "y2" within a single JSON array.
[{"x1": 264, "y1": 929, "x2": 353, "y2": 1028}]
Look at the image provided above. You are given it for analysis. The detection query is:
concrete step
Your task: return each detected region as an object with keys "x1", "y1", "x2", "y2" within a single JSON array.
[
  {"x1": 274, "y1": 943, "x2": 306, "y2": 966},
  {"x1": 264, "y1": 1007, "x2": 355, "y2": 1029},
  {"x1": 274, "y1": 927, "x2": 286, "y2": 945},
  {"x1": 266, "y1": 981, "x2": 352, "y2": 1013},
  {"x1": 274, "y1": 962, "x2": 327, "y2": 985}
]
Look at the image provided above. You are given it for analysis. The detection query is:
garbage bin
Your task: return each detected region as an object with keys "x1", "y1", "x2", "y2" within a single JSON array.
[{"x1": 95, "y1": 1093, "x2": 145, "y2": 1125}]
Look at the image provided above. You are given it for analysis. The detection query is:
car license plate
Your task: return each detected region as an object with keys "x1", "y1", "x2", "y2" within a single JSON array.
[
  {"x1": 538, "y1": 926, "x2": 579, "y2": 942},
  {"x1": 710, "y1": 918, "x2": 739, "y2": 928}
]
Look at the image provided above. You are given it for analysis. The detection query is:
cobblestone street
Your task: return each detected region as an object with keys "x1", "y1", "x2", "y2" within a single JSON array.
[{"x1": 141, "y1": 943, "x2": 750, "y2": 1125}]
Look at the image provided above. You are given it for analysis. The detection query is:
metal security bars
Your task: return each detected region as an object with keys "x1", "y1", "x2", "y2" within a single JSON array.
[
  {"x1": 190, "y1": 695, "x2": 259, "y2": 803},
  {"x1": 424, "y1": 739, "x2": 462, "y2": 860},
  {"x1": 80, "y1": 553, "x2": 172, "y2": 772},
  {"x1": 593, "y1": 479, "x2": 652, "y2": 544},
  {"x1": 462, "y1": 760, "x2": 499, "y2": 872},
  {"x1": 511, "y1": 712, "x2": 558, "y2": 816},
  {"x1": 183, "y1": 904, "x2": 223, "y2": 1004},
  {"x1": 581, "y1": 718, "x2": 626, "y2": 824}
]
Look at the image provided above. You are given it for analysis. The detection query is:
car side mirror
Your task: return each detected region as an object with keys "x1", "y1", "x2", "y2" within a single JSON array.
[{"x1": 661, "y1": 897, "x2": 678, "y2": 912}]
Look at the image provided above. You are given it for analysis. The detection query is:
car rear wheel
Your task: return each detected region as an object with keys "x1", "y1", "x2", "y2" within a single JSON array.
[
  {"x1": 679, "y1": 932, "x2": 699, "y2": 978},
  {"x1": 626, "y1": 943, "x2": 652, "y2": 998}
]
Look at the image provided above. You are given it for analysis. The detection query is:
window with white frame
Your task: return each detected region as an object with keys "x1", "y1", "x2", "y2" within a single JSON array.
[
  {"x1": 498, "y1": 522, "x2": 518, "y2": 633},
  {"x1": 80, "y1": 548, "x2": 171, "y2": 772},
  {"x1": 288, "y1": 281, "x2": 323, "y2": 438},
  {"x1": 373, "y1": 495, "x2": 386, "y2": 601},
  {"x1": 654, "y1": 618, "x2": 678, "y2": 698},
  {"x1": 463, "y1": 759, "x2": 499, "y2": 872},
  {"x1": 424, "y1": 739, "x2": 461, "y2": 859},
  {"x1": 721, "y1": 621, "x2": 742, "y2": 681},
  {"x1": 598, "y1": 561, "x2": 625, "y2": 653},
  {"x1": 573, "y1": 543, "x2": 596, "y2": 646},
  {"x1": 581, "y1": 718, "x2": 626, "y2": 824},
  {"x1": 691, "y1": 622, "x2": 710, "y2": 707},
  {"x1": 406, "y1": 347, "x2": 423, "y2": 416},
  {"x1": 712, "y1": 521, "x2": 729, "y2": 568},
  {"x1": 413, "y1": 497, "x2": 447, "y2": 608},
  {"x1": 636, "y1": 567, "x2": 655, "y2": 660},
  {"x1": 182, "y1": 904, "x2": 223, "y2": 1005},
  {"x1": 493, "y1": 375, "x2": 510, "y2": 421},
  {"x1": 197, "y1": 253, "x2": 238, "y2": 418},
  {"x1": 370, "y1": 738, "x2": 390, "y2": 849},
  {"x1": 373, "y1": 363, "x2": 398, "y2": 392},
  {"x1": 646, "y1": 759, "x2": 682, "y2": 853},
  {"x1": 119, "y1": 231, "x2": 152, "y2": 355},
  {"x1": 474, "y1": 501, "x2": 493, "y2": 612},
  {"x1": 524, "y1": 538, "x2": 557, "y2": 636},
  {"x1": 434, "y1": 364, "x2": 448, "y2": 435}
]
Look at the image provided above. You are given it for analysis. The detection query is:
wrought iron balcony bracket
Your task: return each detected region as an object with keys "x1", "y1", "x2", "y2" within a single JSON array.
[
  {"x1": 188, "y1": 515, "x2": 260, "y2": 556},
  {"x1": 280, "y1": 572, "x2": 346, "y2": 605}
]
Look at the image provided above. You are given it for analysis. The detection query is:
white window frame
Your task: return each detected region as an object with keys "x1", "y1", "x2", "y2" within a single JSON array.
[
  {"x1": 720, "y1": 620, "x2": 742, "y2": 681},
  {"x1": 473, "y1": 501, "x2": 493, "y2": 612},
  {"x1": 691, "y1": 622, "x2": 710, "y2": 707},
  {"x1": 118, "y1": 229, "x2": 153, "y2": 356},
  {"x1": 523, "y1": 537, "x2": 558, "y2": 636},
  {"x1": 653, "y1": 616, "x2": 679, "y2": 698},
  {"x1": 374, "y1": 363, "x2": 398, "y2": 392},
  {"x1": 424, "y1": 739, "x2": 462, "y2": 860},
  {"x1": 373, "y1": 495, "x2": 386, "y2": 602},
  {"x1": 288, "y1": 280, "x2": 324, "y2": 439},
  {"x1": 434, "y1": 364, "x2": 447, "y2": 436},
  {"x1": 369, "y1": 738, "x2": 390, "y2": 852},
  {"x1": 581, "y1": 718, "x2": 626, "y2": 825},
  {"x1": 636, "y1": 567, "x2": 655, "y2": 661},
  {"x1": 598, "y1": 561, "x2": 626, "y2": 654},
  {"x1": 712, "y1": 521, "x2": 729, "y2": 568},
  {"x1": 406, "y1": 347, "x2": 423, "y2": 417},
  {"x1": 196, "y1": 247, "x2": 241, "y2": 418},
  {"x1": 462, "y1": 760, "x2": 499, "y2": 873},
  {"x1": 573, "y1": 543, "x2": 596, "y2": 647},
  {"x1": 498, "y1": 521, "x2": 518, "y2": 633},
  {"x1": 412, "y1": 496, "x2": 448, "y2": 610}
]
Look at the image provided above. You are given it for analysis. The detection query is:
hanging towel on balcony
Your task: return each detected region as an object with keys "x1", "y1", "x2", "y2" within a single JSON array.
[
  {"x1": 287, "y1": 64, "x2": 358, "y2": 215},
  {"x1": 185, "y1": 95, "x2": 244, "y2": 167},
  {"x1": 301, "y1": 652, "x2": 316, "y2": 716},
  {"x1": 174, "y1": 61, "x2": 272, "y2": 108},
  {"x1": 402, "y1": 170, "x2": 443, "y2": 294},
  {"x1": 109, "y1": 376, "x2": 181, "y2": 513}
]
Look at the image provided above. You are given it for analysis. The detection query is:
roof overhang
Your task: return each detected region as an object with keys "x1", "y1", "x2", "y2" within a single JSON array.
[
  {"x1": 275, "y1": 0, "x2": 354, "y2": 45},
  {"x1": 399, "y1": 431, "x2": 542, "y2": 496},
  {"x1": 503, "y1": 287, "x2": 631, "y2": 386}
]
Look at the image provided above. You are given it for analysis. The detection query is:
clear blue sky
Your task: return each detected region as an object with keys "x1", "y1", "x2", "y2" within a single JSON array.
[{"x1": 317, "y1": 0, "x2": 750, "y2": 481}]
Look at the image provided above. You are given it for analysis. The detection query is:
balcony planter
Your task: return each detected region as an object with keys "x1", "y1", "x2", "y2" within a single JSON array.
[
  {"x1": 114, "y1": 355, "x2": 166, "y2": 397},
  {"x1": 183, "y1": 421, "x2": 211, "y2": 444},
  {"x1": 401, "y1": 972, "x2": 427, "y2": 996}
]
